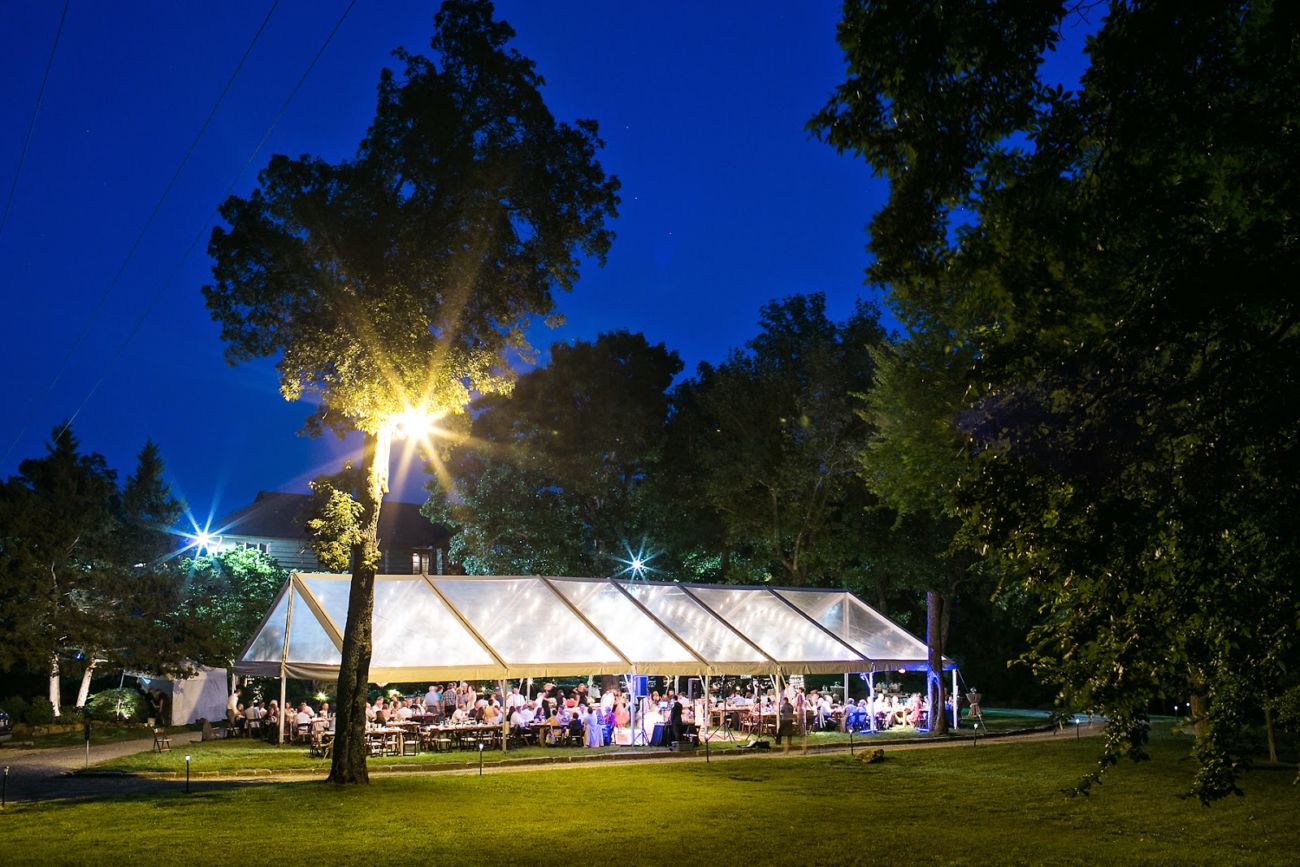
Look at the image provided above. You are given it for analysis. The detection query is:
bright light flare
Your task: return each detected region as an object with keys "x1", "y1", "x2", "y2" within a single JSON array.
[
  {"x1": 386, "y1": 406, "x2": 447, "y2": 441},
  {"x1": 613, "y1": 540, "x2": 659, "y2": 580}
]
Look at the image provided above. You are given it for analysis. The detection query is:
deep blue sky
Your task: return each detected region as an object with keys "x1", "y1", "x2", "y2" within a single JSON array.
[{"x1": 0, "y1": 1, "x2": 1093, "y2": 526}]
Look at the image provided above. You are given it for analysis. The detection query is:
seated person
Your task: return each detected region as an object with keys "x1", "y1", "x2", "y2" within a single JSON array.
[{"x1": 906, "y1": 693, "x2": 923, "y2": 726}]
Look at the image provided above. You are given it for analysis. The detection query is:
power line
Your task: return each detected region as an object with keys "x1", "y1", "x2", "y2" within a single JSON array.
[
  {"x1": 51, "y1": 0, "x2": 360, "y2": 442},
  {"x1": 2, "y1": 0, "x2": 282, "y2": 466},
  {"x1": 0, "y1": 0, "x2": 69, "y2": 244}
]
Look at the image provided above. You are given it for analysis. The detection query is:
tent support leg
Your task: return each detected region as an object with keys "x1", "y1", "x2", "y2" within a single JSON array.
[
  {"x1": 278, "y1": 669, "x2": 287, "y2": 746},
  {"x1": 700, "y1": 671, "x2": 710, "y2": 762},
  {"x1": 868, "y1": 671, "x2": 876, "y2": 733},
  {"x1": 843, "y1": 672, "x2": 850, "y2": 731},
  {"x1": 952, "y1": 669, "x2": 959, "y2": 729},
  {"x1": 499, "y1": 679, "x2": 509, "y2": 752}
]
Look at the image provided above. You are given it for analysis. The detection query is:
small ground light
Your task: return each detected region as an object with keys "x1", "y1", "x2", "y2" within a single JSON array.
[
  {"x1": 185, "y1": 755, "x2": 191, "y2": 794},
  {"x1": 478, "y1": 742, "x2": 485, "y2": 776},
  {"x1": 3, "y1": 765, "x2": 8, "y2": 807}
]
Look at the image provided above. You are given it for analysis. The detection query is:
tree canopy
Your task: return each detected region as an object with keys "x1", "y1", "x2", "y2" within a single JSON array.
[
  {"x1": 0, "y1": 429, "x2": 187, "y2": 713},
  {"x1": 813, "y1": 0, "x2": 1300, "y2": 800},
  {"x1": 204, "y1": 0, "x2": 620, "y2": 434},
  {"x1": 660, "y1": 294, "x2": 888, "y2": 588},
  {"x1": 427, "y1": 330, "x2": 681, "y2": 575}
]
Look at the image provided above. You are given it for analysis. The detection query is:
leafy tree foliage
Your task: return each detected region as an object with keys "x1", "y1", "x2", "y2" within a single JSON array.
[
  {"x1": 0, "y1": 429, "x2": 186, "y2": 713},
  {"x1": 177, "y1": 547, "x2": 287, "y2": 669},
  {"x1": 427, "y1": 330, "x2": 681, "y2": 575},
  {"x1": 203, "y1": 0, "x2": 617, "y2": 783},
  {"x1": 660, "y1": 294, "x2": 888, "y2": 587},
  {"x1": 813, "y1": 0, "x2": 1299, "y2": 799}
]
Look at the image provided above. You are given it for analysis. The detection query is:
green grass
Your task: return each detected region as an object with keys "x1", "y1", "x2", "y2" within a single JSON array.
[
  {"x1": 84, "y1": 713, "x2": 1048, "y2": 776},
  {"x1": 4, "y1": 732, "x2": 1296, "y2": 864},
  {"x1": 4, "y1": 724, "x2": 191, "y2": 750}
]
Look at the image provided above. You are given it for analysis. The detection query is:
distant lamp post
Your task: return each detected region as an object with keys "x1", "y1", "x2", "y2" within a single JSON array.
[{"x1": 185, "y1": 755, "x2": 191, "y2": 794}]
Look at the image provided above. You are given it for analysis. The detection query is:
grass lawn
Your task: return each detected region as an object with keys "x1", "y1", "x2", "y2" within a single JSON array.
[
  {"x1": 84, "y1": 712, "x2": 1048, "y2": 776},
  {"x1": 3, "y1": 732, "x2": 1296, "y2": 864},
  {"x1": 3, "y1": 724, "x2": 190, "y2": 750}
]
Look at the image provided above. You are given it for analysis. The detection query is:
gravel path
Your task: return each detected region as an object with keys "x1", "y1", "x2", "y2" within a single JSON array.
[{"x1": 0, "y1": 722, "x2": 1105, "y2": 804}]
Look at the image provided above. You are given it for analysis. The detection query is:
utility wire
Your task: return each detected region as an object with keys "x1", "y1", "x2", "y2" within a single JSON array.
[
  {"x1": 52, "y1": 0, "x2": 360, "y2": 441},
  {"x1": 0, "y1": 0, "x2": 70, "y2": 244},
  {"x1": 2, "y1": 0, "x2": 282, "y2": 466}
]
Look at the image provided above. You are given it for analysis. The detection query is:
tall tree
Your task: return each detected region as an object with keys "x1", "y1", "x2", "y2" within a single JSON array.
[
  {"x1": 203, "y1": 0, "x2": 617, "y2": 783},
  {"x1": 427, "y1": 330, "x2": 681, "y2": 575},
  {"x1": 813, "y1": 0, "x2": 1299, "y2": 799},
  {"x1": 664, "y1": 294, "x2": 887, "y2": 587},
  {"x1": 0, "y1": 430, "x2": 186, "y2": 714}
]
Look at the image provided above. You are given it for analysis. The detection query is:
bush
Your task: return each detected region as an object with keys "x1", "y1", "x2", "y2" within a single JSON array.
[
  {"x1": 0, "y1": 695, "x2": 30, "y2": 723},
  {"x1": 86, "y1": 688, "x2": 147, "y2": 723},
  {"x1": 26, "y1": 696, "x2": 55, "y2": 725}
]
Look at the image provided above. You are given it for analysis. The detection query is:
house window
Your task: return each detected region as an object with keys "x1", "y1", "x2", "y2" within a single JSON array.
[
  {"x1": 412, "y1": 551, "x2": 431, "y2": 574},
  {"x1": 239, "y1": 542, "x2": 269, "y2": 554}
]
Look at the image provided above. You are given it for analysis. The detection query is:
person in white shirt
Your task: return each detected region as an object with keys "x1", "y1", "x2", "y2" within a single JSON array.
[
  {"x1": 506, "y1": 686, "x2": 525, "y2": 711},
  {"x1": 226, "y1": 688, "x2": 241, "y2": 725},
  {"x1": 397, "y1": 701, "x2": 414, "y2": 721}
]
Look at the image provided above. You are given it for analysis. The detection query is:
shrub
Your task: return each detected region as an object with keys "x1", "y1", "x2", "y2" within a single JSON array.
[
  {"x1": 86, "y1": 688, "x2": 147, "y2": 723},
  {"x1": 26, "y1": 697, "x2": 55, "y2": 725},
  {"x1": 0, "y1": 695, "x2": 30, "y2": 722}
]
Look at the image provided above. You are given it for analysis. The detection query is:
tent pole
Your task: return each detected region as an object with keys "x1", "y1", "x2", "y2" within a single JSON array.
[
  {"x1": 700, "y1": 671, "x2": 710, "y2": 762},
  {"x1": 843, "y1": 672, "x2": 850, "y2": 732},
  {"x1": 278, "y1": 584, "x2": 294, "y2": 746},
  {"x1": 952, "y1": 668, "x2": 959, "y2": 729},
  {"x1": 278, "y1": 668, "x2": 287, "y2": 746},
  {"x1": 499, "y1": 679, "x2": 509, "y2": 752},
  {"x1": 868, "y1": 670, "x2": 876, "y2": 733}
]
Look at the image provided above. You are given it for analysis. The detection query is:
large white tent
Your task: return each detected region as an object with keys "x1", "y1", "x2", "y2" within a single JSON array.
[{"x1": 233, "y1": 573, "x2": 950, "y2": 682}]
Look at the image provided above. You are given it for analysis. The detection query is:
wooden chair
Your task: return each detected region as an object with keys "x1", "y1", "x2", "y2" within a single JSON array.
[
  {"x1": 152, "y1": 727, "x2": 172, "y2": 752},
  {"x1": 308, "y1": 730, "x2": 332, "y2": 758}
]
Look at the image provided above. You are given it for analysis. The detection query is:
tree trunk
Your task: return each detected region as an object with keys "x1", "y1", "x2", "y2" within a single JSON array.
[
  {"x1": 1190, "y1": 692, "x2": 1210, "y2": 739},
  {"x1": 328, "y1": 431, "x2": 385, "y2": 785},
  {"x1": 1264, "y1": 703, "x2": 1277, "y2": 764},
  {"x1": 49, "y1": 653, "x2": 62, "y2": 717},
  {"x1": 926, "y1": 591, "x2": 948, "y2": 735},
  {"x1": 75, "y1": 658, "x2": 99, "y2": 708}
]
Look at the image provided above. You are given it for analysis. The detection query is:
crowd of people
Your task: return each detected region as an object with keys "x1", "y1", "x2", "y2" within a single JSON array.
[{"x1": 223, "y1": 679, "x2": 954, "y2": 746}]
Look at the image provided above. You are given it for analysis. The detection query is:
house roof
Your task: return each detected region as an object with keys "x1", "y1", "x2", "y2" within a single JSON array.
[{"x1": 216, "y1": 491, "x2": 448, "y2": 549}]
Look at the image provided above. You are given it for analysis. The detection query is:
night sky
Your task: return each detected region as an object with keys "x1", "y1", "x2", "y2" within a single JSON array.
[{"x1": 0, "y1": 2, "x2": 1092, "y2": 528}]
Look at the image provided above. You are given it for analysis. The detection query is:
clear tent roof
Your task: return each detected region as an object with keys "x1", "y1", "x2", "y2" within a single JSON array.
[{"x1": 234, "y1": 574, "x2": 949, "y2": 682}]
